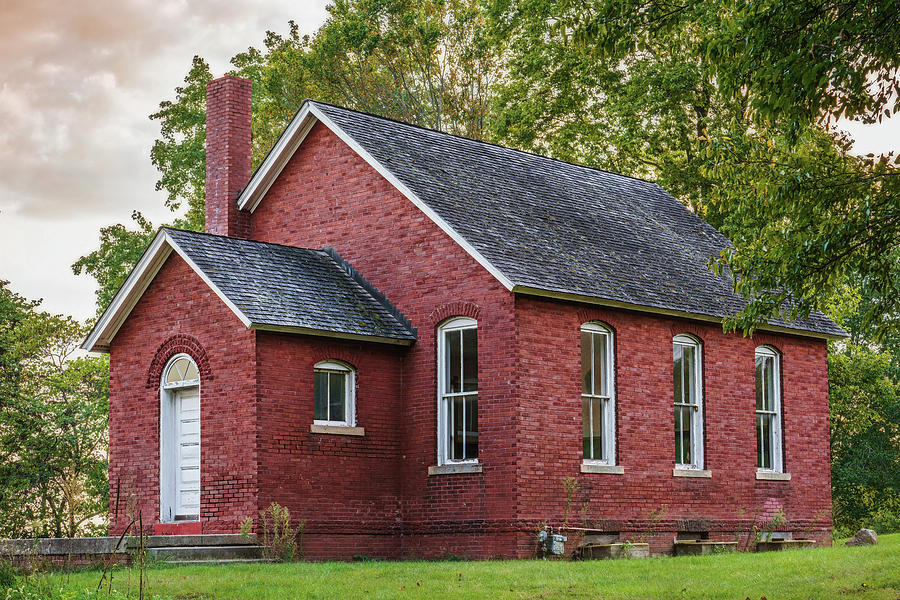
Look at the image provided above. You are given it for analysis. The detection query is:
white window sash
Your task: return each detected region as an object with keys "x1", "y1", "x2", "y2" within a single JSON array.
[
  {"x1": 313, "y1": 364, "x2": 355, "y2": 427},
  {"x1": 581, "y1": 324, "x2": 616, "y2": 466},
  {"x1": 755, "y1": 348, "x2": 783, "y2": 473},
  {"x1": 437, "y1": 318, "x2": 478, "y2": 465},
  {"x1": 674, "y1": 337, "x2": 704, "y2": 470}
]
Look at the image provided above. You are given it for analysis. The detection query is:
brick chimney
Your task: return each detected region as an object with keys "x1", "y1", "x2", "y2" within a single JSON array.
[{"x1": 205, "y1": 75, "x2": 251, "y2": 238}]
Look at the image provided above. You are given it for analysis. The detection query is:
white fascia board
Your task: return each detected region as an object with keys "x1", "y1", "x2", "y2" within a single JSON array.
[
  {"x1": 82, "y1": 231, "x2": 172, "y2": 352},
  {"x1": 236, "y1": 100, "x2": 515, "y2": 292},
  {"x1": 81, "y1": 230, "x2": 255, "y2": 353},
  {"x1": 237, "y1": 104, "x2": 316, "y2": 213}
]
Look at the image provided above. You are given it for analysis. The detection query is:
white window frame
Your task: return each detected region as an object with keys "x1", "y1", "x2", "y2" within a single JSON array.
[
  {"x1": 581, "y1": 322, "x2": 616, "y2": 466},
  {"x1": 436, "y1": 316, "x2": 478, "y2": 466},
  {"x1": 755, "y1": 346, "x2": 784, "y2": 473},
  {"x1": 313, "y1": 360, "x2": 356, "y2": 427},
  {"x1": 161, "y1": 353, "x2": 201, "y2": 390},
  {"x1": 673, "y1": 334, "x2": 704, "y2": 470}
]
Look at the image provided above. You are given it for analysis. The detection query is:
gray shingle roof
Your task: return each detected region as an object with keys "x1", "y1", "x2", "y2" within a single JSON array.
[
  {"x1": 312, "y1": 101, "x2": 844, "y2": 338},
  {"x1": 166, "y1": 228, "x2": 416, "y2": 342}
]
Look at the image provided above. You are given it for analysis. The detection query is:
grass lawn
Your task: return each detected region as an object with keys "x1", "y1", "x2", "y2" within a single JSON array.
[{"x1": 33, "y1": 534, "x2": 900, "y2": 599}]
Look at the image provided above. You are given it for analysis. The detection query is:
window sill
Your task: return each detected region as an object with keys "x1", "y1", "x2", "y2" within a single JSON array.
[
  {"x1": 580, "y1": 463, "x2": 624, "y2": 475},
  {"x1": 756, "y1": 471, "x2": 791, "y2": 481},
  {"x1": 428, "y1": 463, "x2": 483, "y2": 476},
  {"x1": 309, "y1": 424, "x2": 365, "y2": 436},
  {"x1": 673, "y1": 468, "x2": 712, "y2": 478}
]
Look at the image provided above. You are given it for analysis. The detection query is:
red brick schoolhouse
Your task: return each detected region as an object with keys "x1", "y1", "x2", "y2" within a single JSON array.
[{"x1": 83, "y1": 75, "x2": 845, "y2": 559}]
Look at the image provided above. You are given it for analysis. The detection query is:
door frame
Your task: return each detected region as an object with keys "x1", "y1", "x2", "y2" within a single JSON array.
[{"x1": 159, "y1": 353, "x2": 201, "y2": 523}]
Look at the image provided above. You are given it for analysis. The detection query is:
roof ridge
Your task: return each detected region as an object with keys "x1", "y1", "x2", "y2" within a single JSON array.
[{"x1": 306, "y1": 99, "x2": 662, "y2": 188}]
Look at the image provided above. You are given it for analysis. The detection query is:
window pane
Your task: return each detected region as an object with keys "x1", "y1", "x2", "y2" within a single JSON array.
[
  {"x1": 673, "y1": 345, "x2": 683, "y2": 404},
  {"x1": 758, "y1": 414, "x2": 771, "y2": 469},
  {"x1": 451, "y1": 396, "x2": 464, "y2": 460},
  {"x1": 594, "y1": 334, "x2": 607, "y2": 397},
  {"x1": 582, "y1": 397, "x2": 592, "y2": 459},
  {"x1": 682, "y1": 345, "x2": 696, "y2": 405},
  {"x1": 465, "y1": 395, "x2": 478, "y2": 459},
  {"x1": 314, "y1": 371, "x2": 328, "y2": 421},
  {"x1": 755, "y1": 356, "x2": 765, "y2": 411},
  {"x1": 765, "y1": 356, "x2": 776, "y2": 411},
  {"x1": 676, "y1": 406, "x2": 692, "y2": 464},
  {"x1": 462, "y1": 328, "x2": 478, "y2": 392},
  {"x1": 329, "y1": 372, "x2": 345, "y2": 422},
  {"x1": 674, "y1": 407, "x2": 683, "y2": 463},
  {"x1": 447, "y1": 330, "x2": 462, "y2": 394},
  {"x1": 581, "y1": 331, "x2": 592, "y2": 395},
  {"x1": 592, "y1": 397, "x2": 604, "y2": 461},
  {"x1": 184, "y1": 361, "x2": 199, "y2": 381}
]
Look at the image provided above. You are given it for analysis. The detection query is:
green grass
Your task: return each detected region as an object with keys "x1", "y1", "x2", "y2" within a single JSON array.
[{"x1": 31, "y1": 534, "x2": 900, "y2": 599}]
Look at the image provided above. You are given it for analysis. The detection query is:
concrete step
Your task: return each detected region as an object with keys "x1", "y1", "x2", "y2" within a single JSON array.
[
  {"x1": 140, "y1": 534, "x2": 257, "y2": 549},
  {"x1": 148, "y1": 545, "x2": 264, "y2": 562}
]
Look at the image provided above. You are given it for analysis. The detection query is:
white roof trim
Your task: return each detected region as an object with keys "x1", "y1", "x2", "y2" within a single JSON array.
[
  {"x1": 236, "y1": 101, "x2": 515, "y2": 291},
  {"x1": 81, "y1": 230, "x2": 252, "y2": 353},
  {"x1": 238, "y1": 103, "x2": 316, "y2": 213}
]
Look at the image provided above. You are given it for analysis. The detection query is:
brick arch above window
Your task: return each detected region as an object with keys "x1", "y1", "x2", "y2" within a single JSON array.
[
  {"x1": 749, "y1": 333, "x2": 782, "y2": 354},
  {"x1": 146, "y1": 334, "x2": 213, "y2": 389},
  {"x1": 428, "y1": 301, "x2": 481, "y2": 326},
  {"x1": 577, "y1": 308, "x2": 620, "y2": 332},
  {"x1": 669, "y1": 323, "x2": 707, "y2": 343},
  {"x1": 310, "y1": 350, "x2": 361, "y2": 373}
]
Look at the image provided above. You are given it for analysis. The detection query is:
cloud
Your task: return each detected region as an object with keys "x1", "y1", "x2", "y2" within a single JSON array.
[
  {"x1": 0, "y1": 0, "x2": 328, "y2": 219},
  {"x1": 0, "y1": 0, "x2": 328, "y2": 320}
]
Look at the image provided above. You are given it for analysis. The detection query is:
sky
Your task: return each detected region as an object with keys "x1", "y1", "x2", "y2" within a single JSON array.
[{"x1": 0, "y1": 0, "x2": 898, "y2": 322}]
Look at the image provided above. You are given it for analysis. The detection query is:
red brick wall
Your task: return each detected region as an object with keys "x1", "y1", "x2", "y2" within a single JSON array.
[
  {"x1": 513, "y1": 296, "x2": 832, "y2": 554},
  {"x1": 254, "y1": 332, "x2": 406, "y2": 559},
  {"x1": 249, "y1": 122, "x2": 519, "y2": 558},
  {"x1": 108, "y1": 253, "x2": 258, "y2": 535}
]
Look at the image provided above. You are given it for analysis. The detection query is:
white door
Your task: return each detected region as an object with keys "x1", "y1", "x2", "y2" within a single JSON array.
[{"x1": 174, "y1": 387, "x2": 200, "y2": 519}]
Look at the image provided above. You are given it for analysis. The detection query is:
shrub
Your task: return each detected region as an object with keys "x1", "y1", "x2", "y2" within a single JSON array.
[{"x1": 260, "y1": 503, "x2": 304, "y2": 562}]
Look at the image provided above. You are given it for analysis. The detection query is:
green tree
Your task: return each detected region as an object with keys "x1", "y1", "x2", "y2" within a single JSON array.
[
  {"x1": 489, "y1": 0, "x2": 900, "y2": 336},
  {"x1": 0, "y1": 292, "x2": 109, "y2": 538},
  {"x1": 828, "y1": 343, "x2": 900, "y2": 533}
]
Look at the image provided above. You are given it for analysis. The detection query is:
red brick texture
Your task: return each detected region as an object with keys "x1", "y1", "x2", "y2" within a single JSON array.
[
  {"x1": 513, "y1": 297, "x2": 832, "y2": 555},
  {"x1": 108, "y1": 116, "x2": 832, "y2": 559},
  {"x1": 205, "y1": 76, "x2": 251, "y2": 238},
  {"x1": 249, "y1": 122, "x2": 518, "y2": 559}
]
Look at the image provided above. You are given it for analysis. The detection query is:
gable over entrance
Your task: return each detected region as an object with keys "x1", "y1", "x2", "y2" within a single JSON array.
[{"x1": 82, "y1": 228, "x2": 416, "y2": 352}]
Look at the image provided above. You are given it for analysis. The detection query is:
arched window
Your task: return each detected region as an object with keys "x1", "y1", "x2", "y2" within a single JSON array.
[
  {"x1": 313, "y1": 361, "x2": 356, "y2": 427},
  {"x1": 673, "y1": 334, "x2": 704, "y2": 469},
  {"x1": 437, "y1": 317, "x2": 478, "y2": 465},
  {"x1": 162, "y1": 354, "x2": 200, "y2": 389},
  {"x1": 581, "y1": 322, "x2": 616, "y2": 465},
  {"x1": 755, "y1": 346, "x2": 783, "y2": 473}
]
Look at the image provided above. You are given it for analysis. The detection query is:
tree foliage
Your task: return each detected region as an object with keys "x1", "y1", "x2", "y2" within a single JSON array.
[
  {"x1": 489, "y1": 0, "x2": 900, "y2": 336},
  {"x1": 0, "y1": 284, "x2": 108, "y2": 538},
  {"x1": 829, "y1": 343, "x2": 900, "y2": 533}
]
